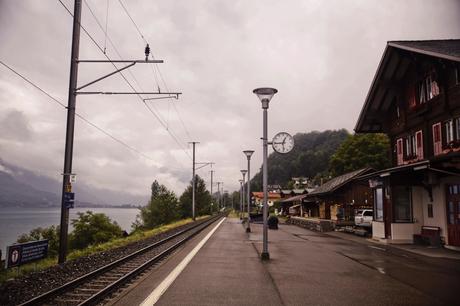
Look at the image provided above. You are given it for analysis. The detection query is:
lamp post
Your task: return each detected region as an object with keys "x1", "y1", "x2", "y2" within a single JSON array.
[
  {"x1": 243, "y1": 150, "x2": 254, "y2": 233},
  {"x1": 239, "y1": 179, "x2": 243, "y2": 219},
  {"x1": 253, "y1": 87, "x2": 278, "y2": 260},
  {"x1": 240, "y1": 170, "x2": 247, "y2": 222}
]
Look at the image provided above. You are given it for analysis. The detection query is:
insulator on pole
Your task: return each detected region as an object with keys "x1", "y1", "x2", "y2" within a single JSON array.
[{"x1": 145, "y1": 44, "x2": 150, "y2": 61}]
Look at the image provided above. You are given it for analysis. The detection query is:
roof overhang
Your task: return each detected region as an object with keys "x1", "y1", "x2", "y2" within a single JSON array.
[{"x1": 354, "y1": 40, "x2": 460, "y2": 133}]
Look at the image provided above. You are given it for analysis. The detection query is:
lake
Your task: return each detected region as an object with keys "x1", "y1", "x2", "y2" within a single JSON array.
[{"x1": 0, "y1": 207, "x2": 140, "y2": 258}]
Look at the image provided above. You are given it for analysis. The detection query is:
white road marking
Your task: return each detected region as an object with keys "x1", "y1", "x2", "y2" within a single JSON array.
[
  {"x1": 376, "y1": 267, "x2": 386, "y2": 274},
  {"x1": 368, "y1": 245, "x2": 386, "y2": 251},
  {"x1": 139, "y1": 217, "x2": 226, "y2": 306}
]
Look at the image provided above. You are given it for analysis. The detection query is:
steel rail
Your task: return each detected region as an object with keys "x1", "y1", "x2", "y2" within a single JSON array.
[
  {"x1": 20, "y1": 214, "x2": 224, "y2": 306},
  {"x1": 78, "y1": 215, "x2": 222, "y2": 305}
]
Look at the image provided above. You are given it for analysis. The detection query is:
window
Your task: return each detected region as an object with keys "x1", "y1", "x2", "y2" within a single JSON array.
[
  {"x1": 442, "y1": 118, "x2": 460, "y2": 149},
  {"x1": 405, "y1": 134, "x2": 416, "y2": 158},
  {"x1": 418, "y1": 74, "x2": 439, "y2": 103},
  {"x1": 396, "y1": 138, "x2": 403, "y2": 165},
  {"x1": 455, "y1": 118, "x2": 460, "y2": 141},
  {"x1": 402, "y1": 131, "x2": 423, "y2": 161},
  {"x1": 408, "y1": 73, "x2": 440, "y2": 108},
  {"x1": 427, "y1": 203, "x2": 433, "y2": 218},
  {"x1": 393, "y1": 186, "x2": 412, "y2": 222},
  {"x1": 374, "y1": 188, "x2": 384, "y2": 221},
  {"x1": 445, "y1": 120, "x2": 454, "y2": 143}
]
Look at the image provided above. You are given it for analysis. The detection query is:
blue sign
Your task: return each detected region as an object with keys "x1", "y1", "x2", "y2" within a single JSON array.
[
  {"x1": 64, "y1": 192, "x2": 75, "y2": 209},
  {"x1": 6, "y1": 240, "x2": 49, "y2": 268}
]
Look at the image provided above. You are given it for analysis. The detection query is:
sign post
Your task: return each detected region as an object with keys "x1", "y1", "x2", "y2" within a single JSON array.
[{"x1": 6, "y1": 240, "x2": 49, "y2": 269}]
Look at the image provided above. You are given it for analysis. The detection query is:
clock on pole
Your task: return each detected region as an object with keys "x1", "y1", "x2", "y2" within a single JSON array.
[{"x1": 272, "y1": 132, "x2": 294, "y2": 154}]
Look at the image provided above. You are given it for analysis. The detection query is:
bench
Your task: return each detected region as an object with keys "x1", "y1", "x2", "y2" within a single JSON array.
[{"x1": 413, "y1": 226, "x2": 442, "y2": 247}]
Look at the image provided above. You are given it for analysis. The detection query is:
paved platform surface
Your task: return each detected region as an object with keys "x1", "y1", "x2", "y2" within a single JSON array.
[{"x1": 113, "y1": 217, "x2": 460, "y2": 306}]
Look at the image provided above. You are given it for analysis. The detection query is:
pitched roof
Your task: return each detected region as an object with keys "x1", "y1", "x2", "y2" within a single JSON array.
[
  {"x1": 281, "y1": 194, "x2": 307, "y2": 203},
  {"x1": 252, "y1": 192, "x2": 281, "y2": 199},
  {"x1": 388, "y1": 40, "x2": 460, "y2": 62},
  {"x1": 307, "y1": 168, "x2": 373, "y2": 196},
  {"x1": 355, "y1": 39, "x2": 460, "y2": 133}
]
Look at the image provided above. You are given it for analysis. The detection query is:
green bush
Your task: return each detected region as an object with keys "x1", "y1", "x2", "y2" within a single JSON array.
[
  {"x1": 16, "y1": 225, "x2": 60, "y2": 256},
  {"x1": 69, "y1": 211, "x2": 123, "y2": 249}
]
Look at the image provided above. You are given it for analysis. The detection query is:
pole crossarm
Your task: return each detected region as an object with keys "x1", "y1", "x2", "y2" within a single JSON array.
[
  {"x1": 195, "y1": 162, "x2": 213, "y2": 170},
  {"x1": 77, "y1": 60, "x2": 164, "y2": 63},
  {"x1": 143, "y1": 94, "x2": 180, "y2": 101},
  {"x1": 77, "y1": 91, "x2": 182, "y2": 96},
  {"x1": 76, "y1": 61, "x2": 136, "y2": 91},
  {"x1": 74, "y1": 60, "x2": 179, "y2": 98}
]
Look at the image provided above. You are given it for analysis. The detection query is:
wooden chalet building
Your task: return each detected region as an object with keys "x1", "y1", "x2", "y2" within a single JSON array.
[
  {"x1": 305, "y1": 168, "x2": 374, "y2": 222},
  {"x1": 355, "y1": 40, "x2": 460, "y2": 248}
]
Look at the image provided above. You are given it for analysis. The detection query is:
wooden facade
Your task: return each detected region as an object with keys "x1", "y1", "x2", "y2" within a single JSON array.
[
  {"x1": 355, "y1": 40, "x2": 460, "y2": 247},
  {"x1": 305, "y1": 168, "x2": 374, "y2": 222}
]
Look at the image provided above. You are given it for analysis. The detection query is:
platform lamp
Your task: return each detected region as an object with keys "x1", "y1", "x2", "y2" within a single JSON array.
[
  {"x1": 253, "y1": 87, "x2": 278, "y2": 260},
  {"x1": 240, "y1": 169, "x2": 247, "y2": 222},
  {"x1": 239, "y1": 179, "x2": 244, "y2": 219},
  {"x1": 243, "y1": 150, "x2": 254, "y2": 233}
]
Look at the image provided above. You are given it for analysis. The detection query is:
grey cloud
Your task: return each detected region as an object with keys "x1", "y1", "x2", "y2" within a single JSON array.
[
  {"x1": 1, "y1": 0, "x2": 460, "y2": 197},
  {"x1": 0, "y1": 109, "x2": 33, "y2": 141}
]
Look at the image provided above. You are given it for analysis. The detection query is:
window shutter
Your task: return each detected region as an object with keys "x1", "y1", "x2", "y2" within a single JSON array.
[
  {"x1": 432, "y1": 123, "x2": 442, "y2": 155},
  {"x1": 416, "y1": 130, "x2": 423, "y2": 160},
  {"x1": 397, "y1": 138, "x2": 403, "y2": 165}
]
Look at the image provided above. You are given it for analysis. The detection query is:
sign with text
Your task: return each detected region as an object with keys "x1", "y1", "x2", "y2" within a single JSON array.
[
  {"x1": 6, "y1": 240, "x2": 49, "y2": 268},
  {"x1": 64, "y1": 192, "x2": 75, "y2": 209}
]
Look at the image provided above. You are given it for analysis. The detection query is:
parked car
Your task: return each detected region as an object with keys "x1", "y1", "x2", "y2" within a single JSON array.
[{"x1": 354, "y1": 209, "x2": 373, "y2": 227}]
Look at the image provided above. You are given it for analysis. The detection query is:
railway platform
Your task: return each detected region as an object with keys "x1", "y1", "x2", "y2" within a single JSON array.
[{"x1": 110, "y1": 217, "x2": 453, "y2": 306}]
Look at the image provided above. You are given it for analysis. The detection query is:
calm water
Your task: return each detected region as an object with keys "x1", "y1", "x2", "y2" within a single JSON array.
[{"x1": 0, "y1": 207, "x2": 140, "y2": 258}]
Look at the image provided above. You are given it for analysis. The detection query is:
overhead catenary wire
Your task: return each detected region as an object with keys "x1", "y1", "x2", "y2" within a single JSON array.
[
  {"x1": 57, "y1": 0, "x2": 192, "y2": 159},
  {"x1": 0, "y1": 60, "x2": 156, "y2": 161},
  {"x1": 83, "y1": 0, "x2": 191, "y2": 157},
  {"x1": 116, "y1": 0, "x2": 193, "y2": 142}
]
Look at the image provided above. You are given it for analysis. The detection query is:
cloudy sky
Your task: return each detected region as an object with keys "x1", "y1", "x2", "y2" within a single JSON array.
[{"x1": 1, "y1": 0, "x2": 460, "y2": 200}]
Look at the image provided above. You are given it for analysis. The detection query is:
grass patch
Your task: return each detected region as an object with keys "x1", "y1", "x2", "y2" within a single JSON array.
[
  {"x1": 0, "y1": 216, "x2": 209, "y2": 283},
  {"x1": 227, "y1": 210, "x2": 242, "y2": 218}
]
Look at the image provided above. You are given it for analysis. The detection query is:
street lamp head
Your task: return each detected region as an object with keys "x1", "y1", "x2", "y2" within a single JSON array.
[
  {"x1": 243, "y1": 150, "x2": 255, "y2": 159},
  {"x1": 239, "y1": 179, "x2": 243, "y2": 184},
  {"x1": 240, "y1": 169, "x2": 247, "y2": 177},
  {"x1": 253, "y1": 87, "x2": 278, "y2": 109}
]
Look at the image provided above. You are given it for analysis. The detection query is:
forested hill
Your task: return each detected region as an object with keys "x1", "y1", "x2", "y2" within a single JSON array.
[{"x1": 251, "y1": 129, "x2": 350, "y2": 190}]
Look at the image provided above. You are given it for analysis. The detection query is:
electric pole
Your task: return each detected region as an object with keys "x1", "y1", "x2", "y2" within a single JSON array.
[
  {"x1": 217, "y1": 182, "x2": 221, "y2": 211},
  {"x1": 210, "y1": 169, "x2": 214, "y2": 214},
  {"x1": 189, "y1": 142, "x2": 199, "y2": 221},
  {"x1": 58, "y1": 0, "x2": 82, "y2": 264},
  {"x1": 56, "y1": 0, "x2": 179, "y2": 264}
]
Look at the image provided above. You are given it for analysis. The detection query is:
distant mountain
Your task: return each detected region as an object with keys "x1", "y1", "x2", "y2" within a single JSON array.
[
  {"x1": 0, "y1": 159, "x2": 148, "y2": 208},
  {"x1": 0, "y1": 170, "x2": 59, "y2": 207},
  {"x1": 250, "y1": 129, "x2": 350, "y2": 190}
]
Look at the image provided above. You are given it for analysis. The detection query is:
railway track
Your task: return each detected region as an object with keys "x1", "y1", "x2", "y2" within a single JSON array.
[{"x1": 20, "y1": 214, "x2": 225, "y2": 306}]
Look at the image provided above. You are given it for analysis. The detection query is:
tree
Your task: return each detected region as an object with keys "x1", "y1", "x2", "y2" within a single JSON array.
[
  {"x1": 138, "y1": 180, "x2": 180, "y2": 229},
  {"x1": 70, "y1": 211, "x2": 123, "y2": 249},
  {"x1": 17, "y1": 225, "x2": 60, "y2": 256},
  {"x1": 329, "y1": 133, "x2": 391, "y2": 176},
  {"x1": 179, "y1": 175, "x2": 212, "y2": 218}
]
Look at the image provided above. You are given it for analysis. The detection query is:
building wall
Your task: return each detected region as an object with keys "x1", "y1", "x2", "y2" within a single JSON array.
[
  {"x1": 391, "y1": 223, "x2": 415, "y2": 243},
  {"x1": 319, "y1": 202, "x2": 326, "y2": 219},
  {"x1": 372, "y1": 221, "x2": 385, "y2": 238},
  {"x1": 330, "y1": 204, "x2": 338, "y2": 221},
  {"x1": 417, "y1": 183, "x2": 448, "y2": 243},
  {"x1": 411, "y1": 186, "x2": 424, "y2": 234}
]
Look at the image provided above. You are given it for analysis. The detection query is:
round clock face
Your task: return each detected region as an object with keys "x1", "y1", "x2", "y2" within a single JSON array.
[{"x1": 272, "y1": 132, "x2": 294, "y2": 154}]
